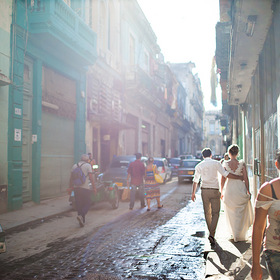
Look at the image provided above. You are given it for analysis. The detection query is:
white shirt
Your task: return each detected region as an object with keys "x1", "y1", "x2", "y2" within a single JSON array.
[{"x1": 193, "y1": 157, "x2": 229, "y2": 189}]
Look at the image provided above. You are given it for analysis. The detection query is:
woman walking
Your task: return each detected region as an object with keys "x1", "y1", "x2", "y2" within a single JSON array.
[
  {"x1": 145, "y1": 157, "x2": 163, "y2": 211},
  {"x1": 251, "y1": 149, "x2": 280, "y2": 280},
  {"x1": 221, "y1": 144, "x2": 253, "y2": 242}
]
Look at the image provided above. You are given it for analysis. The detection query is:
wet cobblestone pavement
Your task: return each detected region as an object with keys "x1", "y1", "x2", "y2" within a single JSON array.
[{"x1": 1, "y1": 189, "x2": 206, "y2": 279}]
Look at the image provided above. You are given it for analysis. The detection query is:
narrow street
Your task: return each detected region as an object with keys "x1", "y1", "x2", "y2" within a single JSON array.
[{"x1": 0, "y1": 180, "x2": 207, "y2": 279}]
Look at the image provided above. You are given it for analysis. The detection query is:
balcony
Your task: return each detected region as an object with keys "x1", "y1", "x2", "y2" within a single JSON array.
[
  {"x1": 216, "y1": 0, "x2": 273, "y2": 105},
  {"x1": 125, "y1": 66, "x2": 164, "y2": 108},
  {"x1": 27, "y1": 0, "x2": 97, "y2": 66},
  {"x1": 126, "y1": 66, "x2": 155, "y2": 92}
]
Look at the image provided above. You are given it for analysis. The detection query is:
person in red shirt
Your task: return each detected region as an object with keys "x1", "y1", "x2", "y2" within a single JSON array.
[{"x1": 127, "y1": 153, "x2": 146, "y2": 210}]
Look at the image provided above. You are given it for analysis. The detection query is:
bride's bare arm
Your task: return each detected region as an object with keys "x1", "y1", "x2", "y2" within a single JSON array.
[{"x1": 221, "y1": 176, "x2": 226, "y2": 195}]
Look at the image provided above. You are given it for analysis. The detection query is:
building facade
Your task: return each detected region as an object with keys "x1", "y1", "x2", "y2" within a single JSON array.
[
  {"x1": 216, "y1": 0, "x2": 279, "y2": 198},
  {"x1": 0, "y1": 1, "x2": 13, "y2": 213},
  {"x1": 84, "y1": 0, "x2": 124, "y2": 172},
  {"x1": 169, "y1": 63, "x2": 204, "y2": 156},
  {"x1": 203, "y1": 110, "x2": 225, "y2": 157},
  {"x1": 0, "y1": 0, "x2": 205, "y2": 212},
  {"x1": 0, "y1": 0, "x2": 97, "y2": 211}
]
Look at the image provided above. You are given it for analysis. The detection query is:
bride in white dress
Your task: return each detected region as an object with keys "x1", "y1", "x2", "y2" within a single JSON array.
[{"x1": 221, "y1": 144, "x2": 253, "y2": 242}]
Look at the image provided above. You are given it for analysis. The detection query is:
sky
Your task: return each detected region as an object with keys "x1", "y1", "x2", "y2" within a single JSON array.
[{"x1": 137, "y1": 0, "x2": 221, "y2": 111}]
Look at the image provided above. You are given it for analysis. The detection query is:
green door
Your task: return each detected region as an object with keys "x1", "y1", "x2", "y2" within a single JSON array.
[{"x1": 22, "y1": 57, "x2": 33, "y2": 202}]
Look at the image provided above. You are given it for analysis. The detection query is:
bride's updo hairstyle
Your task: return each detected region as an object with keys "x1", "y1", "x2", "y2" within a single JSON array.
[{"x1": 228, "y1": 144, "x2": 239, "y2": 156}]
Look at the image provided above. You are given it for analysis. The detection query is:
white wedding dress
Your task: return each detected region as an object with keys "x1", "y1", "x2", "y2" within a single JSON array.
[{"x1": 222, "y1": 160, "x2": 253, "y2": 242}]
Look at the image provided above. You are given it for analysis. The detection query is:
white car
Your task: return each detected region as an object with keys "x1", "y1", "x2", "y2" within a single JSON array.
[{"x1": 153, "y1": 157, "x2": 172, "y2": 183}]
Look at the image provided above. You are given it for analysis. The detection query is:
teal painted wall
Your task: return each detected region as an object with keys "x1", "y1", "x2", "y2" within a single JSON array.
[
  {"x1": 7, "y1": 0, "x2": 96, "y2": 210},
  {"x1": 32, "y1": 59, "x2": 42, "y2": 203},
  {"x1": 0, "y1": 29, "x2": 10, "y2": 188},
  {"x1": 0, "y1": 1, "x2": 12, "y2": 197},
  {"x1": 7, "y1": 1, "x2": 25, "y2": 210}
]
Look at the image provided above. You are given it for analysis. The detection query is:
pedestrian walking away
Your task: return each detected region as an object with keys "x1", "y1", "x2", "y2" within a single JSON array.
[
  {"x1": 145, "y1": 157, "x2": 163, "y2": 211},
  {"x1": 251, "y1": 149, "x2": 280, "y2": 280},
  {"x1": 220, "y1": 152, "x2": 229, "y2": 164},
  {"x1": 191, "y1": 148, "x2": 244, "y2": 246},
  {"x1": 127, "y1": 153, "x2": 146, "y2": 210},
  {"x1": 221, "y1": 144, "x2": 253, "y2": 242},
  {"x1": 87, "y1": 152, "x2": 96, "y2": 167},
  {"x1": 69, "y1": 154, "x2": 97, "y2": 227}
]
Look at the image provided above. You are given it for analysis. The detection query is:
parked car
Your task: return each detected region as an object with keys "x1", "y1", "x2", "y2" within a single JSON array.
[
  {"x1": 168, "y1": 157, "x2": 181, "y2": 176},
  {"x1": 101, "y1": 155, "x2": 147, "y2": 189},
  {"x1": 153, "y1": 157, "x2": 172, "y2": 183},
  {"x1": 179, "y1": 154, "x2": 195, "y2": 160},
  {"x1": 178, "y1": 159, "x2": 201, "y2": 183}
]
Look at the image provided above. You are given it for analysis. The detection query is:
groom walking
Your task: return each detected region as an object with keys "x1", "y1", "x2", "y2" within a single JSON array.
[{"x1": 191, "y1": 148, "x2": 243, "y2": 245}]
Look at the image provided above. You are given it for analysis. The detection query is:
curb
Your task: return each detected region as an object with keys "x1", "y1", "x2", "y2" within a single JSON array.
[{"x1": 4, "y1": 209, "x2": 72, "y2": 235}]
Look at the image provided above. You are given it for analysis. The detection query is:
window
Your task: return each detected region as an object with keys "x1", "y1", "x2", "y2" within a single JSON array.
[{"x1": 209, "y1": 120, "x2": 215, "y2": 134}]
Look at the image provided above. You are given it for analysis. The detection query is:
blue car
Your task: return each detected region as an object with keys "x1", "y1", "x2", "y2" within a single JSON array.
[
  {"x1": 178, "y1": 159, "x2": 201, "y2": 183},
  {"x1": 168, "y1": 157, "x2": 181, "y2": 176}
]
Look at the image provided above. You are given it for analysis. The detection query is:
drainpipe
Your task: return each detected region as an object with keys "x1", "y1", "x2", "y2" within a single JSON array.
[
  {"x1": 239, "y1": 103, "x2": 248, "y2": 160},
  {"x1": 252, "y1": 100, "x2": 257, "y2": 200},
  {"x1": 98, "y1": 126, "x2": 101, "y2": 169},
  {"x1": 232, "y1": 107, "x2": 237, "y2": 144},
  {"x1": 242, "y1": 110, "x2": 246, "y2": 161},
  {"x1": 260, "y1": 88, "x2": 265, "y2": 185}
]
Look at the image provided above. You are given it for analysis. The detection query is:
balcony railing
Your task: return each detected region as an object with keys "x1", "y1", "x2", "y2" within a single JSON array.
[
  {"x1": 125, "y1": 66, "x2": 165, "y2": 106},
  {"x1": 28, "y1": 0, "x2": 97, "y2": 65}
]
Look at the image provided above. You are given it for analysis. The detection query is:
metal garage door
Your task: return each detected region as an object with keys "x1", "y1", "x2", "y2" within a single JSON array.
[{"x1": 40, "y1": 67, "x2": 76, "y2": 198}]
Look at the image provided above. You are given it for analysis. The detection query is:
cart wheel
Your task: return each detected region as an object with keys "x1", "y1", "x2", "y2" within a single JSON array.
[{"x1": 111, "y1": 185, "x2": 119, "y2": 209}]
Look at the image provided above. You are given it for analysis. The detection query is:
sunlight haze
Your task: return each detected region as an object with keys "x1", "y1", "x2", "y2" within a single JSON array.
[{"x1": 137, "y1": 0, "x2": 221, "y2": 111}]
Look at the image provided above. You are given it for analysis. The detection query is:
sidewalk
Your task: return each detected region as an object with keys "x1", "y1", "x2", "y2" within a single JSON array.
[
  {"x1": 204, "y1": 206, "x2": 271, "y2": 280},
  {"x1": 0, "y1": 195, "x2": 70, "y2": 233},
  {"x1": 0, "y1": 195, "x2": 271, "y2": 279}
]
